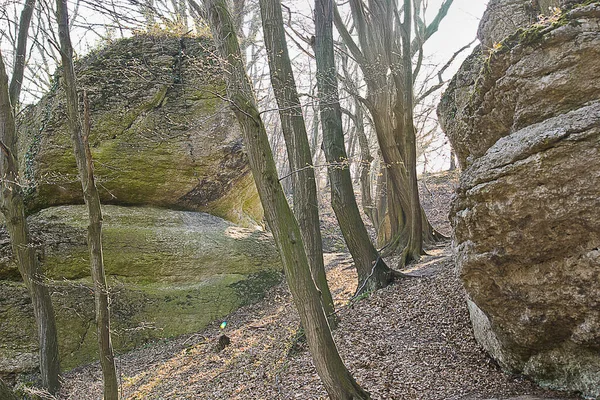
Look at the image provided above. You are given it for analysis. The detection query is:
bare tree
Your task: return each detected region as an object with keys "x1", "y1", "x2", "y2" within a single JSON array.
[
  {"x1": 56, "y1": 0, "x2": 119, "y2": 398},
  {"x1": 0, "y1": 0, "x2": 61, "y2": 393},
  {"x1": 258, "y1": 0, "x2": 335, "y2": 323},
  {"x1": 315, "y1": 0, "x2": 405, "y2": 293},
  {"x1": 200, "y1": 0, "x2": 370, "y2": 396},
  {"x1": 333, "y1": 0, "x2": 453, "y2": 263}
]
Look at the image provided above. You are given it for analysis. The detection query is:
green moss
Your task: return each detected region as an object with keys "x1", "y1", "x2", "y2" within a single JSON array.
[
  {"x1": 1, "y1": 270, "x2": 282, "y2": 371},
  {"x1": 92, "y1": 85, "x2": 168, "y2": 138},
  {"x1": 203, "y1": 173, "x2": 264, "y2": 228},
  {"x1": 18, "y1": 34, "x2": 263, "y2": 225},
  {"x1": 1, "y1": 205, "x2": 282, "y2": 372}
]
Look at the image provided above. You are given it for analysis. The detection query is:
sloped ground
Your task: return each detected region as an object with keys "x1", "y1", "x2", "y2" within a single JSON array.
[{"x1": 55, "y1": 172, "x2": 578, "y2": 399}]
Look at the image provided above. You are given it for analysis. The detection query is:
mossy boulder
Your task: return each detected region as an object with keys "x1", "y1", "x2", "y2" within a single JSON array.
[
  {"x1": 0, "y1": 205, "x2": 281, "y2": 373},
  {"x1": 17, "y1": 33, "x2": 262, "y2": 227}
]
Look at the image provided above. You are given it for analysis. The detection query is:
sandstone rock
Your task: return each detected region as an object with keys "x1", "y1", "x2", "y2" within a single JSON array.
[
  {"x1": 0, "y1": 205, "x2": 281, "y2": 373},
  {"x1": 453, "y1": 102, "x2": 600, "y2": 397},
  {"x1": 439, "y1": 2, "x2": 600, "y2": 397},
  {"x1": 440, "y1": 3, "x2": 600, "y2": 169},
  {"x1": 17, "y1": 34, "x2": 262, "y2": 227},
  {"x1": 477, "y1": 0, "x2": 576, "y2": 50}
]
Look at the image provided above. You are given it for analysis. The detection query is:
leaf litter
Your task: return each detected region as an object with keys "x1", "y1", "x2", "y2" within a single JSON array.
[{"x1": 57, "y1": 172, "x2": 577, "y2": 399}]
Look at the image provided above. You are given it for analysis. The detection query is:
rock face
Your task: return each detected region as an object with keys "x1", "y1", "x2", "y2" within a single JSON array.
[
  {"x1": 0, "y1": 205, "x2": 281, "y2": 373},
  {"x1": 17, "y1": 34, "x2": 262, "y2": 227},
  {"x1": 0, "y1": 34, "x2": 281, "y2": 379},
  {"x1": 439, "y1": 2, "x2": 600, "y2": 397}
]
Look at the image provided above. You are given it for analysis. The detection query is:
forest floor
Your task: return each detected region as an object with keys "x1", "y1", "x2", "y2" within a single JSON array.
[{"x1": 56, "y1": 171, "x2": 579, "y2": 400}]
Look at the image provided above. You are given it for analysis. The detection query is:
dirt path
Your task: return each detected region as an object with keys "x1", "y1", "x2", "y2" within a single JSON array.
[{"x1": 58, "y1": 242, "x2": 577, "y2": 399}]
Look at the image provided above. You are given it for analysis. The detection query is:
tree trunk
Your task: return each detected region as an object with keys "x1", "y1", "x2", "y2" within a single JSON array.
[
  {"x1": 315, "y1": 0, "x2": 396, "y2": 295},
  {"x1": 0, "y1": 13, "x2": 61, "y2": 394},
  {"x1": 258, "y1": 0, "x2": 335, "y2": 323},
  {"x1": 333, "y1": 0, "x2": 448, "y2": 263},
  {"x1": 56, "y1": 2, "x2": 119, "y2": 399},
  {"x1": 449, "y1": 146, "x2": 457, "y2": 171},
  {"x1": 400, "y1": 0, "x2": 423, "y2": 262},
  {"x1": 203, "y1": 0, "x2": 369, "y2": 397},
  {"x1": 355, "y1": 101, "x2": 377, "y2": 228}
]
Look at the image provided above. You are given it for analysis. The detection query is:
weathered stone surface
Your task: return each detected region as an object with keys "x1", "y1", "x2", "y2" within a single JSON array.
[
  {"x1": 0, "y1": 205, "x2": 281, "y2": 373},
  {"x1": 440, "y1": 3, "x2": 600, "y2": 169},
  {"x1": 477, "y1": 0, "x2": 577, "y2": 50},
  {"x1": 477, "y1": 0, "x2": 539, "y2": 49},
  {"x1": 17, "y1": 34, "x2": 262, "y2": 227},
  {"x1": 439, "y1": 2, "x2": 600, "y2": 397},
  {"x1": 453, "y1": 102, "x2": 600, "y2": 397}
]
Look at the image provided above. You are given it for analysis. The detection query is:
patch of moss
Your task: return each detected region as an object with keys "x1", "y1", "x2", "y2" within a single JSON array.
[
  {"x1": 201, "y1": 172, "x2": 264, "y2": 228},
  {"x1": 0, "y1": 205, "x2": 282, "y2": 372},
  {"x1": 1, "y1": 270, "x2": 282, "y2": 371},
  {"x1": 18, "y1": 34, "x2": 262, "y2": 226},
  {"x1": 91, "y1": 85, "x2": 168, "y2": 139}
]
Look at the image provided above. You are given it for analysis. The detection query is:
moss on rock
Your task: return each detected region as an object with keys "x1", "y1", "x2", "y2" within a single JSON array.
[
  {"x1": 0, "y1": 205, "x2": 281, "y2": 371},
  {"x1": 17, "y1": 34, "x2": 263, "y2": 227}
]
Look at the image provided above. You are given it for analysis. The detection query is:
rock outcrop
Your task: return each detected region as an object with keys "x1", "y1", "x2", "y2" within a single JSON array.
[
  {"x1": 0, "y1": 205, "x2": 281, "y2": 373},
  {"x1": 439, "y1": 2, "x2": 600, "y2": 397},
  {"x1": 17, "y1": 34, "x2": 262, "y2": 227},
  {"x1": 0, "y1": 34, "x2": 281, "y2": 379}
]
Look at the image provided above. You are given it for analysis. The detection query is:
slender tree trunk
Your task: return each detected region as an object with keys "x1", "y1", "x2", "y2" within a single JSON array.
[
  {"x1": 202, "y1": 0, "x2": 369, "y2": 397},
  {"x1": 400, "y1": 0, "x2": 423, "y2": 261},
  {"x1": 56, "y1": 2, "x2": 119, "y2": 399},
  {"x1": 355, "y1": 102, "x2": 376, "y2": 228},
  {"x1": 0, "y1": 3, "x2": 61, "y2": 392},
  {"x1": 9, "y1": 0, "x2": 35, "y2": 107},
  {"x1": 374, "y1": 155, "x2": 386, "y2": 235},
  {"x1": 259, "y1": 0, "x2": 335, "y2": 322},
  {"x1": 449, "y1": 146, "x2": 457, "y2": 171},
  {"x1": 315, "y1": 0, "x2": 397, "y2": 294}
]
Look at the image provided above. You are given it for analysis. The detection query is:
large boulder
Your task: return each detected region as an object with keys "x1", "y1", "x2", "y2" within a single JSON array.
[
  {"x1": 439, "y1": 2, "x2": 600, "y2": 397},
  {"x1": 17, "y1": 34, "x2": 262, "y2": 227},
  {"x1": 0, "y1": 205, "x2": 281, "y2": 374}
]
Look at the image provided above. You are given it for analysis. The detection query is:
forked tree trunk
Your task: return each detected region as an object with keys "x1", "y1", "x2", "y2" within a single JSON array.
[
  {"x1": 333, "y1": 0, "x2": 449, "y2": 264},
  {"x1": 56, "y1": 1, "x2": 119, "y2": 399},
  {"x1": 202, "y1": 0, "x2": 369, "y2": 397},
  {"x1": 0, "y1": 6, "x2": 61, "y2": 392},
  {"x1": 315, "y1": 0, "x2": 397, "y2": 294},
  {"x1": 258, "y1": 0, "x2": 335, "y2": 323}
]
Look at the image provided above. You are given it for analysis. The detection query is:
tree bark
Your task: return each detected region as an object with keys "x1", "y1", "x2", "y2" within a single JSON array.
[
  {"x1": 258, "y1": 0, "x2": 335, "y2": 323},
  {"x1": 315, "y1": 0, "x2": 396, "y2": 294},
  {"x1": 56, "y1": 1, "x2": 119, "y2": 399},
  {"x1": 202, "y1": 0, "x2": 369, "y2": 397},
  {"x1": 0, "y1": 9, "x2": 61, "y2": 394},
  {"x1": 400, "y1": 0, "x2": 423, "y2": 261},
  {"x1": 333, "y1": 0, "x2": 448, "y2": 263},
  {"x1": 9, "y1": 0, "x2": 36, "y2": 107}
]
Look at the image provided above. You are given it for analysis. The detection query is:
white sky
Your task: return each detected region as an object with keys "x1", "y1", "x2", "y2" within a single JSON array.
[{"x1": 424, "y1": 0, "x2": 488, "y2": 75}]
